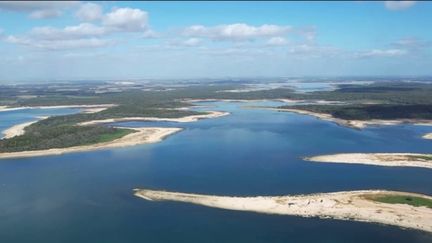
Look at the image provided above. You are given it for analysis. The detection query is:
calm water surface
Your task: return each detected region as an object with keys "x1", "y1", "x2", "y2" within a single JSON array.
[{"x1": 0, "y1": 101, "x2": 431, "y2": 243}]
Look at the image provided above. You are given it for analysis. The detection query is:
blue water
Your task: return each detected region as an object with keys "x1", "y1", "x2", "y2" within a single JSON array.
[
  {"x1": 0, "y1": 101, "x2": 431, "y2": 243},
  {"x1": 0, "y1": 108, "x2": 81, "y2": 138}
]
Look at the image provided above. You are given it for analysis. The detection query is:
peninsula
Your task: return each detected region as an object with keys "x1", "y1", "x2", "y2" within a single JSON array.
[
  {"x1": 0, "y1": 127, "x2": 181, "y2": 159},
  {"x1": 134, "y1": 189, "x2": 432, "y2": 233},
  {"x1": 2, "y1": 117, "x2": 48, "y2": 139},
  {"x1": 305, "y1": 153, "x2": 432, "y2": 169},
  {"x1": 273, "y1": 108, "x2": 432, "y2": 129},
  {"x1": 78, "y1": 111, "x2": 229, "y2": 125}
]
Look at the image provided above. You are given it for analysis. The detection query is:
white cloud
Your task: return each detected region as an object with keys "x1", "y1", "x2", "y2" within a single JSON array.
[
  {"x1": 142, "y1": 29, "x2": 159, "y2": 38},
  {"x1": 5, "y1": 35, "x2": 113, "y2": 50},
  {"x1": 75, "y1": 2, "x2": 103, "y2": 21},
  {"x1": 182, "y1": 38, "x2": 202, "y2": 47},
  {"x1": 391, "y1": 37, "x2": 430, "y2": 49},
  {"x1": 357, "y1": 49, "x2": 407, "y2": 58},
  {"x1": 164, "y1": 38, "x2": 203, "y2": 49},
  {"x1": 3, "y1": 23, "x2": 110, "y2": 50},
  {"x1": 384, "y1": 1, "x2": 416, "y2": 11},
  {"x1": 297, "y1": 27, "x2": 316, "y2": 42},
  {"x1": 0, "y1": 1, "x2": 79, "y2": 19},
  {"x1": 266, "y1": 37, "x2": 288, "y2": 46},
  {"x1": 3, "y1": 6, "x2": 156, "y2": 51},
  {"x1": 287, "y1": 44, "x2": 341, "y2": 58},
  {"x1": 30, "y1": 23, "x2": 107, "y2": 40},
  {"x1": 103, "y1": 8, "x2": 148, "y2": 32},
  {"x1": 29, "y1": 9, "x2": 62, "y2": 19},
  {"x1": 183, "y1": 23, "x2": 292, "y2": 41}
]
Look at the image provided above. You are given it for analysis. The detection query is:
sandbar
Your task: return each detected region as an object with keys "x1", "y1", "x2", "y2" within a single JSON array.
[
  {"x1": 305, "y1": 153, "x2": 432, "y2": 169},
  {"x1": 0, "y1": 104, "x2": 116, "y2": 113},
  {"x1": 423, "y1": 133, "x2": 432, "y2": 140},
  {"x1": 273, "y1": 108, "x2": 432, "y2": 129},
  {"x1": 2, "y1": 116, "x2": 48, "y2": 139},
  {"x1": 0, "y1": 127, "x2": 182, "y2": 159},
  {"x1": 79, "y1": 111, "x2": 229, "y2": 126},
  {"x1": 134, "y1": 189, "x2": 432, "y2": 233}
]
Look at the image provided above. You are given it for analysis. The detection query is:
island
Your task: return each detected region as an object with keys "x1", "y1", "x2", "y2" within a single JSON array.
[
  {"x1": 134, "y1": 188, "x2": 432, "y2": 233},
  {"x1": 78, "y1": 111, "x2": 229, "y2": 125},
  {"x1": 305, "y1": 153, "x2": 432, "y2": 169}
]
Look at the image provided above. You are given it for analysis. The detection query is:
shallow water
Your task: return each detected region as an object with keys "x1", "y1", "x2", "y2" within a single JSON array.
[{"x1": 0, "y1": 101, "x2": 431, "y2": 243}]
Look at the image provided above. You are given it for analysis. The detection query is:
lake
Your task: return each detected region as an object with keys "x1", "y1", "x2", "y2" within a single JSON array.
[{"x1": 0, "y1": 101, "x2": 431, "y2": 243}]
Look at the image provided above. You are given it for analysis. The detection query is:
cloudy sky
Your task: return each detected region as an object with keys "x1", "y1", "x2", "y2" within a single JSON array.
[{"x1": 0, "y1": 1, "x2": 431, "y2": 81}]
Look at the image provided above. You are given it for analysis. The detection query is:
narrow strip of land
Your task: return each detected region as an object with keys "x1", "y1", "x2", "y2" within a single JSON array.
[
  {"x1": 273, "y1": 108, "x2": 432, "y2": 129},
  {"x1": 0, "y1": 127, "x2": 181, "y2": 159},
  {"x1": 79, "y1": 111, "x2": 229, "y2": 125},
  {"x1": 305, "y1": 153, "x2": 432, "y2": 169},
  {"x1": 423, "y1": 133, "x2": 432, "y2": 139},
  {"x1": 134, "y1": 189, "x2": 432, "y2": 233},
  {"x1": 0, "y1": 104, "x2": 116, "y2": 113}
]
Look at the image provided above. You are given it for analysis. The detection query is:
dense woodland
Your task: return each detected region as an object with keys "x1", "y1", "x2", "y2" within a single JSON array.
[
  {"x1": 1, "y1": 80, "x2": 432, "y2": 152},
  {"x1": 283, "y1": 104, "x2": 432, "y2": 120},
  {"x1": 0, "y1": 126, "x2": 133, "y2": 152}
]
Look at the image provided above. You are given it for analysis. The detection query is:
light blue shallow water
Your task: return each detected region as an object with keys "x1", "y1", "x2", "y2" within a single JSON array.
[{"x1": 0, "y1": 102, "x2": 431, "y2": 243}]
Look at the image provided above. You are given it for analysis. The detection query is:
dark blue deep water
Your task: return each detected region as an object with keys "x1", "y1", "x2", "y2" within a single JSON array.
[{"x1": 0, "y1": 102, "x2": 431, "y2": 243}]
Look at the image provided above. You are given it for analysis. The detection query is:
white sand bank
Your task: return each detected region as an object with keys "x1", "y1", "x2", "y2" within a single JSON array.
[
  {"x1": 274, "y1": 108, "x2": 432, "y2": 129},
  {"x1": 79, "y1": 111, "x2": 229, "y2": 126},
  {"x1": 423, "y1": 133, "x2": 432, "y2": 139},
  {"x1": 0, "y1": 104, "x2": 115, "y2": 113},
  {"x1": 305, "y1": 153, "x2": 432, "y2": 169},
  {"x1": 134, "y1": 189, "x2": 432, "y2": 233},
  {"x1": 2, "y1": 116, "x2": 48, "y2": 139}
]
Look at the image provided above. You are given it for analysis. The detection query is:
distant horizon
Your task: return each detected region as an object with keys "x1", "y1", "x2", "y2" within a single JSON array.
[{"x1": 2, "y1": 75, "x2": 432, "y2": 85}]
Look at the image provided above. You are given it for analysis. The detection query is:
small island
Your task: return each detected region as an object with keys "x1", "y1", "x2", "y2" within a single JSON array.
[
  {"x1": 134, "y1": 188, "x2": 432, "y2": 233},
  {"x1": 305, "y1": 153, "x2": 432, "y2": 169}
]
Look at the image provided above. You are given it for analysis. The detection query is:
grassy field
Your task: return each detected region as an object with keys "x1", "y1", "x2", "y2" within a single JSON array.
[
  {"x1": 406, "y1": 155, "x2": 432, "y2": 161},
  {"x1": 94, "y1": 128, "x2": 135, "y2": 143},
  {"x1": 366, "y1": 194, "x2": 432, "y2": 208}
]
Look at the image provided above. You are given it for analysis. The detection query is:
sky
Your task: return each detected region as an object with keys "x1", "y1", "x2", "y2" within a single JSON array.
[{"x1": 0, "y1": 1, "x2": 431, "y2": 81}]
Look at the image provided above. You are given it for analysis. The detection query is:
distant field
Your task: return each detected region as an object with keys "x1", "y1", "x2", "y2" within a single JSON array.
[{"x1": 366, "y1": 194, "x2": 432, "y2": 208}]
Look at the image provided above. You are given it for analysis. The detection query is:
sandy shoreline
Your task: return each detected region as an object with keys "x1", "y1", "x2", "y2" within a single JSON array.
[
  {"x1": 423, "y1": 133, "x2": 432, "y2": 139},
  {"x1": 0, "y1": 127, "x2": 182, "y2": 159},
  {"x1": 0, "y1": 104, "x2": 116, "y2": 113},
  {"x1": 134, "y1": 189, "x2": 432, "y2": 233},
  {"x1": 272, "y1": 108, "x2": 432, "y2": 129},
  {"x1": 183, "y1": 98, "x2": 346, "y2": 105},
  {"x1": 79, "y1": 111, "x2": 229, "y2": 126},
  {"x1": 2, "y1": 116, "x2": 48, "y2": 139},
  {"x1": 305, "y1": 153, "x2": 432, "y2": 169}
]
